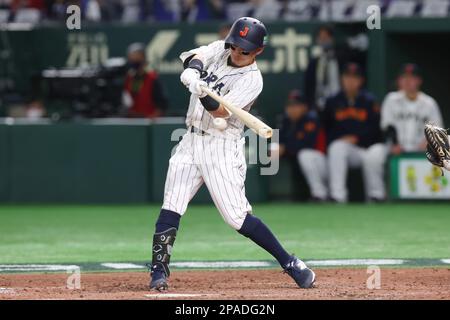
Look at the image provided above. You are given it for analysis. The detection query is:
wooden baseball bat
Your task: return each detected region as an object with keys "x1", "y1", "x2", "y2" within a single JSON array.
[{"x1": 200, "y1": 85, "x2": 273, "y2": 139}]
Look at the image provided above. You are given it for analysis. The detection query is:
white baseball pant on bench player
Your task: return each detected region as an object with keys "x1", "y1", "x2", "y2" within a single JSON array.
[
  {"x1": 297, "y1": 149, "x2": 328, "y2": 200},
  {"x1": 328, "y1": 140, "x2": 386, "y2": 202}
]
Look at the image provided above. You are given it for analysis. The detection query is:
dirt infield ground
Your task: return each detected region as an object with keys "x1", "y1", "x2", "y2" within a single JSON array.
[{"x1": 0, "y1": 268, "x2": 449, "y2": 300}]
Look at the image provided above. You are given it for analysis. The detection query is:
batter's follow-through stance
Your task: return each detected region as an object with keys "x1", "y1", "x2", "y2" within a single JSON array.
[{"x1": 149, "y1": 17, "x2": 315, "y2": 291}]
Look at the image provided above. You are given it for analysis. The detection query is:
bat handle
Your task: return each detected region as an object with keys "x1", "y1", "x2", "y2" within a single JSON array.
[{"x1": 200, "y1": 85, "x2": 218, "y2": 101}]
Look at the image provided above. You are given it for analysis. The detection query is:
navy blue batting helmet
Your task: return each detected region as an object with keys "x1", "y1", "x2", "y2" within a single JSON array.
[{"x1": 224, "y1": 17, "x2": 268, "y2": 52}]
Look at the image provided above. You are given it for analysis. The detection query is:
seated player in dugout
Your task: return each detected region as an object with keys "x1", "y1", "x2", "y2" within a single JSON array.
[
  {"x1": 271, "y1": 89, "x2": 328, "y2": 202},
  {"x1": 122, "y1": 43, "x2": 168, "y2": 118},
  {"x1": 149, "y1": 17, "x2": 316, "y2": 292},
  {"x1": 322, "y1": 62, "x2": 385, "y2": 203},
  {"x1": 381, "y1": 63, "x2": 443, "y2": 155}
]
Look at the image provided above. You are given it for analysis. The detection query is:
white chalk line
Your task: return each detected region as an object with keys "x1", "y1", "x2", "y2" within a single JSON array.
[
  {"x1": 2, "y1": 258, "x2": 448, "y2": 273},
  {"x1": 145, "y1": 293, "x2": 220, "y2": 298},
  {"x1": 0, "y1": 264, "x2": 80, "y2": 272},
  {"x1": 305, "y1": 259, "x2": 405, "y2": 266},
  {"x1": 171, "y1": 261, "x2": 273, "y2": 268},
  {"x1": 101, "y1": 263, "x2": 144, "y2": 269}
]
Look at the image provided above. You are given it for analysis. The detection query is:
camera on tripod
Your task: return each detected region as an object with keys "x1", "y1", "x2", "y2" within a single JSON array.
[{"x1": 40, "y1": 57, "x2": 128, "y2": 119}]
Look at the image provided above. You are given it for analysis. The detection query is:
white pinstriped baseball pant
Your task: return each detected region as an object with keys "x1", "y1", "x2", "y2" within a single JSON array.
[{"x1": 162, "y1": 131, "x2": 252, "y2": 230}]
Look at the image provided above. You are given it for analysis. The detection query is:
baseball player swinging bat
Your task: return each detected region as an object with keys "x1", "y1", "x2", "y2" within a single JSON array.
[
  {"x1": 200, "y1": 85, "x2": 273, "y2": 139},
  {"x1": 149, "y1": 17, "x2": 315, "y2": 292}
]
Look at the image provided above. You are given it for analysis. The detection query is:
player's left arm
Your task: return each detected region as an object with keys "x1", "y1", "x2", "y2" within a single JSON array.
[
  {"x1": 179, "y1": 41, "x2": 224, "y2": 95},
  {"x1": 179, "y1": 40, "x2": 224, "y2": 68}
]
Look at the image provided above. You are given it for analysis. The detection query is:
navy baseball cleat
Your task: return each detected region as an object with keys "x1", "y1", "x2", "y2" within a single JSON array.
[
  {"x1": 283, "y1": 256, "x2": 316, "y2": 289},
  {"x1": 150, "y1": 269, "x2": 168, "y2": 291}
]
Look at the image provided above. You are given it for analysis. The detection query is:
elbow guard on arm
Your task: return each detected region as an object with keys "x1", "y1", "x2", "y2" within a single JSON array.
[
  {"x1": 199, "y1": 96, "x2": 220, "y2": 111},
  {"x1": 187, "y1": 58, "x2": 204, "y2": 73},
  {"x1": 180, "y1": 58, "x2": 205, "y2": 88}
]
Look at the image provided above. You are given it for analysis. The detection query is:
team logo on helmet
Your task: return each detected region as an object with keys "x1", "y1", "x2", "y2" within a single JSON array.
[{"x1": 239, "y1": 26, "x2": 249, "y2": 37}]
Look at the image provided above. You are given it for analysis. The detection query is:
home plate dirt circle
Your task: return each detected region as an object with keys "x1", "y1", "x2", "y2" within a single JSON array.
[{"x1": 0, "y1": 268, "x2": 449, "y2": 299}]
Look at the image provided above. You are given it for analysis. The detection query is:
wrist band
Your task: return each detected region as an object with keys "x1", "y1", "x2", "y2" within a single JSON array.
[{"x1": 200, "y1": 95, "x2": 220, "y2": 111}]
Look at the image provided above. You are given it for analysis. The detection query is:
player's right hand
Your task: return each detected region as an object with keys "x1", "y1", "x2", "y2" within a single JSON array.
[{"x1": 180, "y1": 68, "x2": 200, "y2": 88}]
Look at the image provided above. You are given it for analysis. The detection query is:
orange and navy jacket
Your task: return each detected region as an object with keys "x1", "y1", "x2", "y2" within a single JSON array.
[
  {"x1": 279, "y1": 111, "x2": 325, "y2": 156},
  {"x1": 322, "y1": 89, "x2": 382, "y2": 148}
]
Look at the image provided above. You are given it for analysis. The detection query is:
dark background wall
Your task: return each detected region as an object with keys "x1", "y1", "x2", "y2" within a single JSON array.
[
  {"x1": 0, "y1": 121, "x2": 269, "y2": 203},
  {"x1": 3, "y1": 19, "x2": 449, "y2": 124},
  {"x1": 1, "y1": 19, "x2": 449, "y2": 203},
  {"x1": 367, "y1": 18, "x2": 450, "y2": 126},
  {"x1": 1, "y1": 21, "x2": 366, "y2": 124}
]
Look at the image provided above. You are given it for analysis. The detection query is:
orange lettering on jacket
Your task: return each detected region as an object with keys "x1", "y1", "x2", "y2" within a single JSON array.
[
  {"x1": 304, "y1": 121, "x2": 316, "y2": 132},
  {"x1": 335, "y1": 107, "x2": 368, "y2": 122}
]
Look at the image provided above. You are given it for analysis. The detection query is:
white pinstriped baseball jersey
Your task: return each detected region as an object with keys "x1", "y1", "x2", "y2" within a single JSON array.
[
  {"x1": 179, "y1": 40, "x2": 263, "y2": 138},
  {"x1": 381, "y1": 91, "x2": 443, "y2": 151},
  {"x1": 161, "y1": 40, "x2": 264, "y2": 229}
]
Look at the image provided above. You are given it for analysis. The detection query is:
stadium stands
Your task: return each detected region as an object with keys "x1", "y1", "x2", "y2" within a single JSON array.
[{"x1": 0, "y1": 0, "x2": 449, "y2": 25}]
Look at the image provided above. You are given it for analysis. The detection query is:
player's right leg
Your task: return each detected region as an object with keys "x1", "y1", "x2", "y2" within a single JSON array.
[
  {"x1": 200, "y1": 137, "x2": 315, "y2": 288},
  {"x1": 150, "y1": 133, "x2": 203, "y2": 291},
  {"x1": 238, "y1": 214, "x2": 316, "y2": 289}
]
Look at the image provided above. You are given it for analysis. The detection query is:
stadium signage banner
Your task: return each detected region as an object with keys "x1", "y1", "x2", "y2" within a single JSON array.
[
  {"x1": 390, "y1": 154, "x2": 450, "y2": 199},
  {"x1": 64, "y1": 28, "x2": 313, "y2": 74},
  {"x1": 4, "y1": 22, "x2": 364, "y2": 120}
]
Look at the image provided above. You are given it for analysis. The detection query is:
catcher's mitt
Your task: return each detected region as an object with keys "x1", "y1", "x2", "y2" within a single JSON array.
[{"x1": 424, "y1": 123, "x2": 450, "y2": 175}]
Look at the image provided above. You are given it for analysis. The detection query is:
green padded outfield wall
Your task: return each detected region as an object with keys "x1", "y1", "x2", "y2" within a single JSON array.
[
  {"x1": 8, "y1": 123, "x2": 149, "y2": 203},
  {"x1": 367, "y1": 18, "x2": 450, "y2": 126},
  {"x1": 0, "y1": 125, "x2": 9, "y2": 202},
  {"x1": 0, "y1": 121, "x2": 269, "y2": 203}
]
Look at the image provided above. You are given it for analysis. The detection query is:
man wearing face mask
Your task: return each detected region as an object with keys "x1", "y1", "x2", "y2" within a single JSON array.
[
  {"x1": 304, "y1": 25, "x2": 341, "y2": 111},
  {"x1": 122, "y1": 43, "x2": 168, "y2": 118}
]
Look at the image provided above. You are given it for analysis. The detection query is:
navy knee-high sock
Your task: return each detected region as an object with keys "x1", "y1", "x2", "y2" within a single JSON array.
[
  {"x1": 155, "y1": 209, "x2": 181, "y2": 232},
  {"x1": 238, "y1": 214, "x2": 292, "y2": 267}
]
